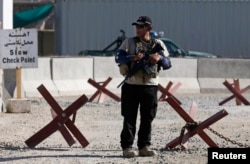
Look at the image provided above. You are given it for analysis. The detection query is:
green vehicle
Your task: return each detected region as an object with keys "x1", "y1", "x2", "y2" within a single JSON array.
[
  {"x1": 79, "y1": 30, "x2": 218, "y2": 58},
  {"x1": 159, "y1": 37, "x2": 218, "y2": 58},
  {"x1": 150, "y1": 31, "x2": 218, "y2": 58}
]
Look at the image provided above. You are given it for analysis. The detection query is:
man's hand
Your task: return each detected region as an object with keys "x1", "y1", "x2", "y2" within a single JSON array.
[
  {"x1": 148, "y1": 53, "x2": 161, "y2": 64},
  {"x1": 132, "y1": 52, "x2": 144, "y2": 61}
]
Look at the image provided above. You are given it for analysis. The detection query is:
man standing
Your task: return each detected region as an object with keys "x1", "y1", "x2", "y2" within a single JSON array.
[{"x1": 115, "y1": 16, "x2": 171, "y2": 157}]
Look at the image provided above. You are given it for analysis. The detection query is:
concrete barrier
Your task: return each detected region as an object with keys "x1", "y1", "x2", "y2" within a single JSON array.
[
  {"x1": 92, "y1": 56, "x2": 123, "y2": 96},
  {"x1": 0, "y1": 69, "x2": 3, "y2": 110},
  {"x1": 14, "y1": 57, "x2": 250, "y2": 99},
  {"x1": 159, "y1": 58, "x2": 200, "y2": 93},
  {"x1": 52, "y1": 57, "x2": 94, "y2": 96},
  {"x1": 92, "y1": 57, "x2": 200, "y2": 95},
  {"x1": 197, "y1": 58, "x2": 250, "y2": 93},
  {"x1": 22, "y1": 57, "x2": 59, "y2": 97}
]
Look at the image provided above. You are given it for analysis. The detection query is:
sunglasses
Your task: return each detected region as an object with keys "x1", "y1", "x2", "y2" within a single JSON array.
[{"x1": 135, "y1": 25, "x2": 145, "y2": 29}]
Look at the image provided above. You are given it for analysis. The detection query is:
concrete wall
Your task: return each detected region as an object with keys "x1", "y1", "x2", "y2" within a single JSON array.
[
  {"x1": 55, "y1": 0, "x2": 250, "y2": 58},
  {"x1": 3, "y1": 57, "x2": 250, "y2": 99},
  {"x1": 198, "y1": 58, "x2": 250, "y2": 93},
  {"x1": 52, "y1": 57, "x2": 94, "y2": 96},
  {"x1": 93, "y1": 56, "x2": 123, "y2": 95},
  {"x1": 22, "y1": 57, "x2": 58, "y2": 97},
  {"x1": 38, "y1": 30, "x2": 55, "y2": 56},
  {"x1": 159, "y1": 58, "x2": 200, "y2": 94}
]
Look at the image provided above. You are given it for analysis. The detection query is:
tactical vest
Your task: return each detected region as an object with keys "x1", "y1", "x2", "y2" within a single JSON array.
[
  {"x1": 134, "y1": 36, "x2": 156, "y2": 54},
  {"x1": 132, "y1": 37, "x2": 160, "y2": 77}
]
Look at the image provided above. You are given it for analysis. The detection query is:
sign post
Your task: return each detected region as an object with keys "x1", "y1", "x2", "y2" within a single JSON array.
[{"x1": 16, "y1": 67, "x2": 21, "y2": 99}]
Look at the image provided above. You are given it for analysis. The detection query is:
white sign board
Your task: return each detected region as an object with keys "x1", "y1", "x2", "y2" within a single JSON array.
[{"x1": 0, "y1": 28, "x2": 38, "y2": 69}]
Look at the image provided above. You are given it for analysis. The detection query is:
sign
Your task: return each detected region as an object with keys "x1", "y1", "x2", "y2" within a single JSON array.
[{"x1": 0, "y1": 28, "x2": 38, "y2": 69}]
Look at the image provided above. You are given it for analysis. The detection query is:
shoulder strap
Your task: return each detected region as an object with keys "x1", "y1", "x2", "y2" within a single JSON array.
[
  {"x1": 148, "y1": 38, "x2": 157, "y2": 52},
  {"x1": 133, "y1": 36, "x2": 156, "y2": 53},
  {"x1": 133, "y1": 36, "x2": 144, "y2": 52}
]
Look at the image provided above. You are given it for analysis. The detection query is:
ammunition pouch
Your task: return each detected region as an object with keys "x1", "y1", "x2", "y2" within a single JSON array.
[
  {"x1": 145, "y1": 64, "x2": 158, "y2": 78},
  {"x1": 119, "y1": 63, "x2": 129, "y2": 75}
]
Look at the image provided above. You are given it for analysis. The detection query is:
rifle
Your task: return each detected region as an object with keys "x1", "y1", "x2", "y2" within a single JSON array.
[{"x1": 117, "y1": 43, "x2": 164, "y2": 88}]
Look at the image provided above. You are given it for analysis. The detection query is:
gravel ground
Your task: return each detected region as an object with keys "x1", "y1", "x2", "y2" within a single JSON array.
[{"x1": 0, "y1": 93, "x2": 250, "y2": 164}]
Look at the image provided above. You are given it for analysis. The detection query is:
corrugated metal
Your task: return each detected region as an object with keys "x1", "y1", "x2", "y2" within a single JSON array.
[{"x1": 55, "y1": 0, "x2": 250, "y2": 58}]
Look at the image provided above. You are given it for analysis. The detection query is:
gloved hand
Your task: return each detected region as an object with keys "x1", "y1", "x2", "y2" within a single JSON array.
[{"x1": 148, "y1": 53, "x2": 161, "y2": 64}]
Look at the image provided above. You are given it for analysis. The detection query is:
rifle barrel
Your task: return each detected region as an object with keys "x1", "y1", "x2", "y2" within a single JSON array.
[{"x1": 117, "y1": 80, "x2": 125, "y2": 88}]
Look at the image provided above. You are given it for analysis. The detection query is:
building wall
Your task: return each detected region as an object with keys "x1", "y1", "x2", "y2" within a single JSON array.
[
  {"x1": 55, "y1": 0, "x2": 250, "y2": 58},
  {"x1": 38, "y1": 30, "x2": 55, "y2": 56}
]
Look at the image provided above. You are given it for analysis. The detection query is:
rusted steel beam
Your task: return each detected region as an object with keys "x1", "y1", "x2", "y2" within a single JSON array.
[
  {"x1": 41, "y1": 84, "x2": 76, "y2": 146},
  {"x1": 38, "y1": 85, "x2": 89, "y2": 148},
  {"x1": 88, "y1": 78, "x2": 121, "y2": 102},
  {"x1": 219, "y1": 79, "x2": 250, "y2": 106},
  {"x1": 89, "y1": 77, "x2": 112, "y2": 103},
  {"x1": 166, "y1": 109, "x2": 228, "y2": 149},
  {"x1": 234, "y1": 79, "x2": 242, "y2": 105},
  {"x1": 219, "y1": 85, "x2": 250, "y2": 106},
  {"x1": 50, "y1": 108, "x2": 75, "y2": 146},
  {"x1": 158, "y1": 81, "x2": 182, "y2": 104},
  {"x1": 25, "y1": 84, "x2": 89, "y2": 148},
  {"x1": 181, "y1": 101, "x2": 198, "y2": 149},
  {"x1": 166, "y1": 97, "x2": 218, "y2": 148},
  {"x1": 169, "y1": 82, "x2": 182, "y2": 94},
  {"x1": 158, "y1": 81, "x2": 173, "y2": 101},
  {"x1": 165, "y1": 96, "x2": 228, "y2": 149},
  {"x1": 222, "y1": 80, "x2": 250, "y2": 105}
]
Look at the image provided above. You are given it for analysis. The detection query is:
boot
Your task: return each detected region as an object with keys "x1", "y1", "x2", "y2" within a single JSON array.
[
  {"x1": 139, "y1": 146, "x2": 157, "y2": 157},
  {"x1": 123, "y1": 148, "x2": 137, "y2": 158}
]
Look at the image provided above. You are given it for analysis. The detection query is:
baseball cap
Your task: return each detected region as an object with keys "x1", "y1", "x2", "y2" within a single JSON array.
[{"x1": 132, "y1": 16, "x2": 152, "y2": 26}]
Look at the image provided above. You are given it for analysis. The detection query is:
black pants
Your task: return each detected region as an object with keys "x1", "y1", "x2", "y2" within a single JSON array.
[{"x1": 120, "y1": 83, "x2": 158, "y2": 150}]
